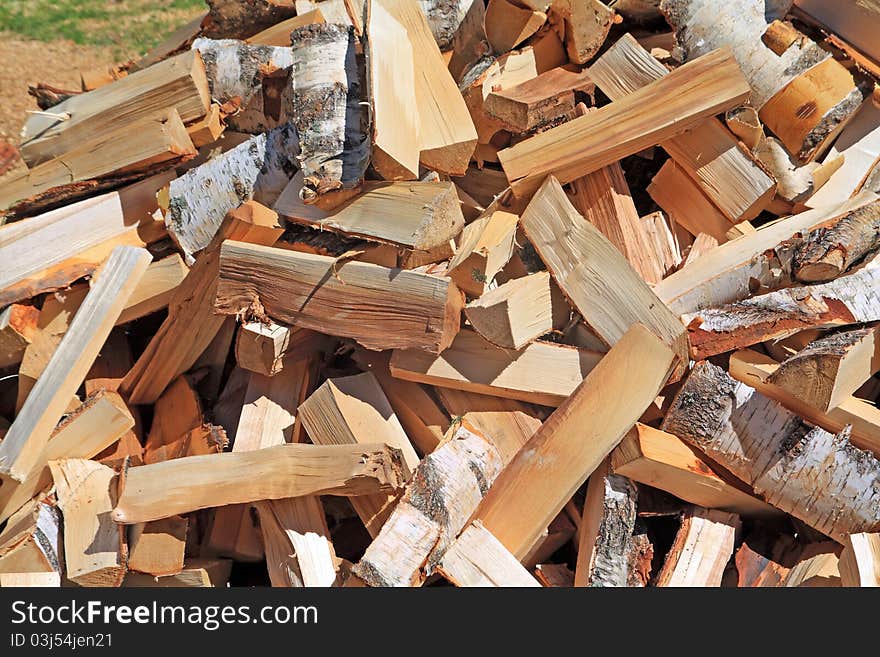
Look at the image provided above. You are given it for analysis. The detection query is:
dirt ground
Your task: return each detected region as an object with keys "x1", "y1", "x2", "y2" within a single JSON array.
[{"x1": 0, "y1": 33, "x2": 125, "y2": 179}]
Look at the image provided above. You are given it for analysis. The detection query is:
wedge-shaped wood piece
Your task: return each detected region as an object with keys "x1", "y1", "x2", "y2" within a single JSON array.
[
  {"x1": 378, "y1": 0, "x2": 477, "y2": 174},
  {"x1": 551, "y1": 0, "x2": 614, "y2": 64},
  {"x1": 767, "y1": 326, "x2": 880, "y2": 412},
  {"x1": 0, "y1": 304, "x2": 38, "y2": 369},
  {"x1": 473, "y1": 324, "x2": 676, "y2": 559},
  {"x1": 128, "y1": 516, "x2": 188, "y2": 577},
  {"x1": 0, "y1": 572, "x2": 60, "y2": 587},
  {"x1": 390, "y1": 328, "x2": 601, "y2": 406},
  {"x1": 186, "y1": 103, "x2": 224, "y2": 147},
  {"x1": 612, "y1": 423, "x2": 779, "y2": 516},
  {"x1": 729, "y1": 349, "x2": 880, "y2": 458},
  {"x1": 438, "y1": 521, "x2": 541, "y2": 587},
  {"x1": 447, "y1": 210, "x2": 518, "y2": 297},
  {"x1": 683, "y1": 258, "x2": 880, "y2": 360},
  {"x1": 574, "y1": 458, "x2": 637, "y2": 587},
  {"x1": 246, "y1": 9, "x2": 326, "y2": 44},
  {"x1": 464, "y1": 272, "x2": 553, "y2": 349},
  {"x1": 0, "y1": 501, "x2": 60, "y2": 576},
  {"x1": 0, "y1": 172, "x2": 170, "y2": 307},
  {"x1": 521, "y1": 176, "x2": 688, "y2": 379},
  {"x1": 0, "y1": 391, "x2": 135, "y2": 525},
  {"x1": 20, "y1": 49, "x2": 209, "y2": 167},
  {"x1": 353, "y1": 417, "x2": 530, "y2": 586},
  {"x1": 215, "y1": 241, "x2": 463, "y2": 353},
  {"x1": 112, "y1": 443, "x2": 409, "y2": 524},
  {"x1": 300, "y1": 371, "x2": 419, "y2": 537},
  {"x1": 278, "y1": 181, "x2": 464, "y2": 250},
  {"x1": 235, "y1": 321, "x2": 329, "y2": 377},
  {"x1": 0, "y1": 247, "x2": 150, "y2": 482},
  {"x1": 498, "y1": 48, "x2": 751, "y2": 196},
  {"x1": 735, "y1": 541, "x2": 791, "y2": 587},
  {"x1": 782, "y1": 543, "x2": 841, "y2": 587},
  {"x1": 485, "y1": 0, "x2": 546, "y2": 53},
  {"x1": 662, "y1": 361, "x2": 880, "y2": 542},
  {"x1": 50, "y1": 459, "x2": 125, "y2": 586},
  {"x1": 122, "y1": 202, "x2": 284, "y2": 405},
  {"x1": 117, "y1": 254, "x2": 189, "y2": 325},
  {"x1": 655, "y1": 193, "x2": 880, "y2": 315},
  {"x1": 589, "y1": 34, "x2": 776, "y2": 223},
  {"x1": 839, "y1": 532, "x2": 880, "y2": 587},
  {"x1": 1, "y1": 109, "x2": 195, "y2": 217},
  {"x1": 655, "y1": 507, "x2": 740, "y2": 587},
  {"x1": 124, "y1": 558, "x2": 233, "y2": 588},
  {"x1": 143, "y1": 376, "x2": 223, "y2": 464},
  {"x1": 682, "y1": 233, "x2": 718, "y2": 267}
]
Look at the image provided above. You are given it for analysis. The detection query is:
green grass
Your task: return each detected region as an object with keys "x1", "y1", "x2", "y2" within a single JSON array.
[{"x1": 0, "y1": 0, "x2": 206, "y2": 58}]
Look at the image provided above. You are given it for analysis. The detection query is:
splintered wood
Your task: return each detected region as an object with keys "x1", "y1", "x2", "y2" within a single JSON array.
[{"x1": 5, "y1": 0, "x2": 880, "y2": 588}]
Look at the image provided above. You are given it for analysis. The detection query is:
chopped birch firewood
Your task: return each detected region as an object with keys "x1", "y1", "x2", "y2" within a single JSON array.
[
  {"x1": 246, "y1": 10, "x2": 326, "y2": 45},
  {"x1": 681, "y1": 233, "x2": 718, "y2": 267},
  {"x1": 839, "y1": 532, "x2": 880, "y2": 587},
  {"x1": 464, "y1": 271, "x2": 554, "y2": 349},
  {"x1": 0, "y1": 501, "x2": 61, "y2": 576},
  {"x1": 390, "y1": 328, "x2": 602, "y2": 406},
  {"x1": 472, "y1": 324, "x2": 676, "y2": 559},
  {"x1": 143, "y1": 376, "x2": 224, "y2": 464},
  {"x1": 535, "y1": 563, "x2": 575, "y2": 587},
  {"x1": 654, "y1": 507, "x2": 740, "y2": 587},
  {"x1": 549, "y1": 0, "x2": 615, "y2": 65},
  {"x1": 117, "y1": 254, "x2": 189, "y2": 325},
  {"x1": 49, "y1": 459, "x2": 126, "y2": 587},
  {"x1": 112, "y1": 443, "x2": 409, "y2": 524},
  {"x1": 128, "y1": 516, "x2": 188, "y2": 577},
  {"x1": 446, "y1": 0, "x2": 488, "y2": 82},
  {"x1": 124, "y1": 558, "x2": 233, "y2": 587},
  {"x1": 485, "y1": 0, "x2": 547, "y2": 54},
  {"x1": 214, "y1": 241, "x2": 464, "y2": 353},
  {"x1": 0, "y1": 304, "x2": 38, "y2": 369},
  {"x1": 521, "y1": 176, "x2": 688, "y2": 380},
  {"x1": 447, "y1": 210, "x2": 518, "y2": 297},
  {"x1": 782, "y1": 543, "x2": 841, "y2": 587},
  {"x1": 438, "y1": 521, "x2": 542, "y2": 586},
  {"x1": 418, "y1": 0, "x2": 475, "y2": 49},
  {"x1": 0, "y1": 572, "x2": 61, "y2": 587},
  {"x1": 574, "y1": 458, "x2": 637, "y2": 587},
  {"x1": 662, "y1": 361, "x2": 880, "y2": 542},
  {"x1": 236, "y1": 320, "x2": 291, "y2": 376},
  {"x1": 735, "y1": 541, "x2": 791, "y2": 587}
]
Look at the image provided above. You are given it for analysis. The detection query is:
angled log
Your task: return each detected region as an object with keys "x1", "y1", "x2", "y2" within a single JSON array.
[
  {"x1": 782, "y1": 543, "x2": 841, "y2": 587},
  {"x1": 535, "y1": 563, "x2": 575, "y2": 587},
  {"x1": 128, "y1": 516, "x2": 188, "y2": 577},
  {"x1": 839, "y1": 532, "x2": 880, "y2": 587},
  {"x1": 735, "y1": 541, "x2": 791, "y2": 587},
  {"x1": 549, "y1": 0, "x2": 614, "y2": 65},
  {"x1": 143, "y1": 376, "x2": 224, "y2": 464},
  {"x1": 214, "y1": 241, "x2": 463, "y2": 353},
  {"x1": 640, "y1": 211, "x2": 682, "y2": 277},
  {"x1": 0, "y1": 304, "x2": 39, "y2": 369},
  {"x1": 235, "y1": 321, "x2": 329, "y2": 377},
  {"x1": 574, "y1": 457, "x2": 637, "y2": 587},
  {"x1": 0, "y1": 247, "x2": 150, "y2": 482},
  {"x1": 117, "y1": 254, "x2": 189, "y2": 325},
  {"x1": 447, "y1": 210, "x2": 518, "y2": 297},
  {"x1": 589, "y1": 33, "x2": 776, "y2": 223},
  {"x1": 472, "y1": 324, "x2": 676, "y2": 559},
  {"x1": 112, "y1": 443, "x2": 409, "y2": 524},
  {"x1": 186, "y1": 103, "x2": 225, "y2": 147},
  {"x1": 418, "y1": 0, "x2": 474, "y2": 50},
  {"x1": 654, "y1": 507, "x2": 740, "y2": 587},
  {"x1": 0, "y1": 572, "x2": 60, "y2": 587},
  {"x1": 521, "y1": 176, "x2": 688, "y2": 379},
  {"x1": 0, "y1": 501, "x2": 61, "y2": 576},
  {"x1": 662, "y1": 361, "x2": 880, "y2": 542},
  {"x1": 464, "y1": 271, "x2": 554, "y2": 349},
  {"x1": 498, "y1": 48, "x2": 751, "y2": 196},
  {"x1": 246, "y1": 9, "x2": 326, "y2": 45},
  {"x1": 49, "y1": 459, "x2": 125, "y2": 586},
  {"x1": 446, "y1": 0, "x2": 488, "y2": 83},
  {"x1": 485, "y1": 0, "x2": 546, "y2": 54},
  {"x1": 121, "y1": 201, "x2": 284, "y2": 405},
  {"x1": 390, "y1": 328, "x2": 602, "y2": 406},
  {"x1": 124, "y1": 558, "x2": 232, "y2": 587},
  {"x1": 612, "y1": 423, "x2": 779, "y2": 516},
  {"x1": 438, "y1": 521, "x2": 541, "y2": 587},
  {"x1": 682, "y1": 233, "x2": 718, "y2": 268}
]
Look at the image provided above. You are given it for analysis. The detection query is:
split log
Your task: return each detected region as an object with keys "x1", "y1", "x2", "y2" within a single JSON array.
[
  {"x1": 247, "y1": 9, "x2": 326, "y2": 45},
  {"x1": 485, "y1": 0, "x2": 546, "y2": 54},
  {"x1": 446, "y1": 0, "x2": 488, "y2": 82},
  {"x1": 0, "y1": 247, "x2": 150, "y2": 482},
  {"x1": 535, "y1": 564, "x2": 574, "y2": 587},
  {"x1": 235, "y1": 321, "x2": 329, "y2": 377},
  {"x1": 20, "y1": 50, "x2": 210, "y2": 168},
  {"x1": 124, "y1": 558, "x2": 232, "y2": 587},
  {"x1": 214, "y1": 241, "x2": 463, "y2": 353},
  {"x1": 0, "y1": 501, "x2": 61, "y2": 575},
  {"x1": 438, "y1": 521, "x2": 541, "y2": 586},
  {"x1": 550, "y1": 0, "x2": 615, "y2": 65},
  {"x1": 681, "y1": 233, "x2": 718, "y2": 268},
  {"x1": 729, "y1": 349, "x2": 880, "y2": 458},
  {"x1": 793, "y1": 0, "x2": 880, "y2": 67},
  {"x1": 0, "y1": 573, "x2": 60, "y2": 587},
  {"x1": 128, "y1": 516, "x2": 188, "y2": 577},
  {"x1": 290, "y1": 24, "x2": 369, "y2": 200},
  {"x1": 390, "y1": 328, "x2": 602, "y2": 406},
  {"x1": 277, "y1": 181, "x2": 464, "y2": 250},
  {"x1": 612, "y1": 423, "x2": 779, "y2": 516},
  {"x1": 660, "y1": 0, "x2": 866, "y2": 163},
  {"x1": 117, "y1": 254, "x2": 189, "y2": 325},
  {"x1": 498, "y1": 47, "x2": 750, "y2": 196},
  {"x1": 640, "y1": 211, "x2": 681, "y2": 276},
  {"x1": 782, "y1": 543, "x2": 841, "y2": 587},
  {"x1": 662, "y1": 361, "x2": 880, "y2": 542},
  {"x1": 204, "y1": 0, "x2": 299, "y2": 39},
  {"x1": 187, "y1": 103, "x2": 225, "y2": 147},
  {"x1": 839, "y1": 532, "x2": 880, "y2": 587},
  {"x1": 767, "y1": 326, "x2": 880, "y2": 412},
  {"x1": 121, "y1": 202, "x2": 284, "y2": 405},
  {"x1": 143, "y1": 376, "x2": 224, "y2": 464},
  {"x1": 472, "y1": 323, "x2": 676, "y2": 559},
  {"x1": 49, "y1": 459, "x2": 125, "y2": 586},
  {"x1": 654, "y1": 507, "x2": 740, "y2": 587},
  {"x1": 464, "y1": 271, "x2": 554, "y2": 349},
  {"x1": 574, "y1": 458, "x2": 637, "y2": 587},
  {"x1": 112, "y1": 443, "x2": 410, "y2": 524},
  {"x1": 0, "y1": 304, "x2": 38, "y2": 369},
  {"x1": 521, "y1": 176, "x2": 688, "y2": 379},
  {"x1": 352, "y1": 417, "x2": 527, "y2": 586},
  {"x1": 447, "y1": 210, "x2": 518, "y2": 297},
  {"x1": 735, "y1": 541, "x2": 791, "y2": 587},
  {"x1": 163, "y1": 125, "x2": 297, "y2": 262}
]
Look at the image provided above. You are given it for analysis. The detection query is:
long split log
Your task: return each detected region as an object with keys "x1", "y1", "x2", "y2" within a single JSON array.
[{"x1": 654, "y1": 507, "x2": 740, "y2": 587}]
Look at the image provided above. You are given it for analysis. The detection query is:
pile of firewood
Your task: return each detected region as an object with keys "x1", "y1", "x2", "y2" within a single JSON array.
[{"x1": 1, "y1": 0, "x2": 880, "y2": 589}]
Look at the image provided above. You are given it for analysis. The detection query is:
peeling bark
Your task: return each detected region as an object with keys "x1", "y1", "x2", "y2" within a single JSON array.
[{"x1": 792, "y1": 202, "x2": 880, "y2": 283}]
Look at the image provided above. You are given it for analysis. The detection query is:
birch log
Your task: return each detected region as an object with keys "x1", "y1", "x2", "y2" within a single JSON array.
[
  {"x1": 661, "y1": 361, "x2": 880, "y2": 543},
  {"x1": 419, "y1": 0, "x2": 475, "y2": 50},
  {"x1": 290, "y1": 24, "x2": 369, "y2": 201}
]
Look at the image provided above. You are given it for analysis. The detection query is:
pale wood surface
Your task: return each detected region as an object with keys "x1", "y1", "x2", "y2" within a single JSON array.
[
  {"x1": 655, "y1": 507, "x2": 740, "y2": 587},
  {"x1": 438, "y1": 521, "x2": 541, "y2": 587}
]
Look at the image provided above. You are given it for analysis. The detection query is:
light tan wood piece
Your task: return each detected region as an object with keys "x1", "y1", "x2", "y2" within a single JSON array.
[
  {"x1": 464, "y1": 271, "x2": 554, "y2": 349},
  {"x1": 0, "y1": 304, "x2": 38, "y2": 369},
  {"x1": 186, "y1": 103, "x2": 225, "y2": 147},
  {"x1": 612, "y1": 423, "x2": 779, "y2": 516},
  {"x1": 655, "y1": 507, "x2": 740, "y2": 587},
  {"x1": 117, "y1": 254, "x2": 189, "y2": 325},
  {"x1": 49, "y1": 459, "x2": 125, "y2": 586},
  {"x1": 246, "y1": 9, "x2": 326, "y2": 44},
  {"x1": 124, "y1": 558, "x2": 232, "y2": 587},
  {"x1": 0, "y1": 572, "x2": 61, "y2": 587},
  {"x1": 682, "y1": 233, "x2": 718, "y2": 267},
  {"x1": 485, "y1": 0, "x2": 547, "y2": 53},
  {"x1": 390, "y1": 328, "x2": 602, "y2": 406},
  {"x1": 214, "y1": 241, "x2": 463, "y2": 353},
  {"x1": 550, "y1": 0, "x2": 614, "y2": 65},
  {"x1": 0, "y1": 501, "x2": 61, "y2": 575},
  {"x1": 498, "y1": 48, "x2": 751, "y2": 196},
  {"x1": 521, "y1": 176, "x2": 688, "y2": 380},
  {"x1": 0, "y1": 247, "x2": 150, "y2": 482},
  {"x1": 128, "y1": 516, "x2": 188, "y2": 577},
  {"x1": 438, "y1": 521, "x2": 542, "y2": 587},
  {"x1": 472, "y1": 323, "x2": 676, "y2": 559},
  {"x1": 782, "y1": 543, "x2": 841, "y2": 587},
  {"x1": 235, "y1": 321, "x2": 320, "y2": 377},
  {"x1": 447, "y1": 210, "x2": 518, "y2": 297},
  {"x1": 735, "y1": 541, "x2": 791, "y2": 587},
  {"x1": 112, "y1": 443, "x2": 409, "y2": 524},
  {"x1": 143, "y1": 376, "x2": 224, "y2": 464},
  {"x1": 839, "y1": 532, "x2": 880, "y2": 587}
]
